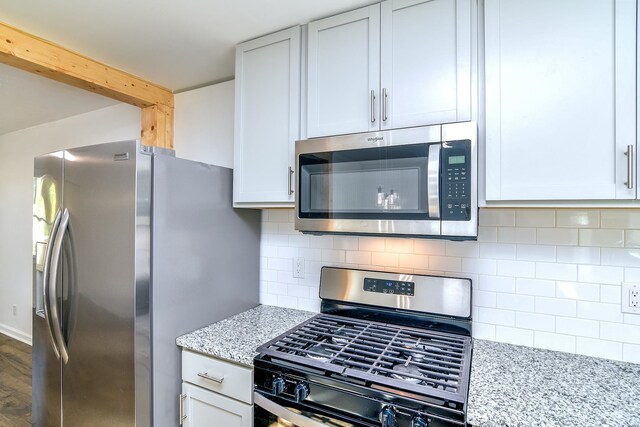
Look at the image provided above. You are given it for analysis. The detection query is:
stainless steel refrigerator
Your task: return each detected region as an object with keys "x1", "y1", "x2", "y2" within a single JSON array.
[{"x1": 32, "y1": 140, "x2": 261, "y2": 426}]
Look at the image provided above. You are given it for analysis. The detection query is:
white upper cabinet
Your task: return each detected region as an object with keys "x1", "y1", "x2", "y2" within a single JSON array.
[
  {"x1": 306, "y1": 0, "x2": 472, "y2": 138},
  {"x1": 307, "y1": 6, "x2": 381, "y2": 138},
  {"x1": 380, "y1": 0, "x2": 472, "y2": 130},
  {"x1": 485, "y1": 0, "x2": 636, "y2": 201},
  {"x1": 233, "y1": 26, "x2": 300, "y2": 206}
]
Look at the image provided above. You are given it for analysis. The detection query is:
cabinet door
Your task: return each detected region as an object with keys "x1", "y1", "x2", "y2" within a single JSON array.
[
  {"x1": 233, "y1": 26, "x2": 300, "y2": 205},
  {"x1": 485, "y1": 0, "x2": 636, "y2": 201},
  {"x1": 380, "y1": 0, "x2": 471, "y2": 130},
  {"x1": 182, "y1": 383, "x2": 252, "y2": 427},
  {"x1": 307, "y1": 5, "x2": 381, "y2": 137}
]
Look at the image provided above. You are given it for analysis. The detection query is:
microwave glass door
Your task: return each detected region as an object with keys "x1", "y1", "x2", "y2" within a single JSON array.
[{"x1": 298, "y1": 143, "x2": 436, "y2": 220}]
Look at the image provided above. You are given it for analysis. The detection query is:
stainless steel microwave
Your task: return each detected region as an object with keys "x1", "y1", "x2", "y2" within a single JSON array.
[{"x1": 294, "y1": 122, "x2": 477, "y2": 239}]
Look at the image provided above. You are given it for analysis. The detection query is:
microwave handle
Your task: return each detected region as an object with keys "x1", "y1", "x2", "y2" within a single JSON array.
[
  {"x1": 254, "y1": 392, "x2": 327, "y2": 427},
  {"x1": 427, "y1": 144, "x2": 441, "y2": 219}
]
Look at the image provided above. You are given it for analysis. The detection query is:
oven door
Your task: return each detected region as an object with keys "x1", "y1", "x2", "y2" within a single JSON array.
[
  {"x1": 254, "y1": 392, "x2": 371, "y2": 427},
  {"x1": 295, "y1": 126, "x2": 442, "y2": 237}
]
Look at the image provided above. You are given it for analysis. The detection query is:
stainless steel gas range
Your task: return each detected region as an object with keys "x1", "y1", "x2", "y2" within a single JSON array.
[{"x1": 254, "y1": 267, "x2": 473, "y2": 427}]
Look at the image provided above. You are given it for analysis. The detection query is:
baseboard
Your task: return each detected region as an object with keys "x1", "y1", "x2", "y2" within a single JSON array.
[{"x1": 0, "y1": 323, "x2": 32, "y2": 346}]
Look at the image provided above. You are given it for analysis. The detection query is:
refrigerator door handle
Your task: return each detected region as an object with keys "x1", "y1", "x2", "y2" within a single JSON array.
[
  {"x1": 49, "y1": 208, "x2": 70, "y2": 364},
  {"x1": 42, "y1": 208, "x2": 63, "y2": 360}
]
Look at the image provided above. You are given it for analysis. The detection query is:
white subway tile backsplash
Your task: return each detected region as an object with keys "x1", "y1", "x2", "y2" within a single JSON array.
[
  {"x1": 478, "y1": 275, "x2": 516, "y2": 293},
  {"x1": 516, "y1": 244, "x2": 556, "y2": 262},
  {"x1": 576, "y1": 338, "x2": 622, "y2": 360},
  {"x1": 536, "y1": 228, "x2": 578, "y2": 246},
  {"x1": 497, "y1": 293, "x2": 534, "y2": 312},
  {"x1": 497, "y1": 260, "x2": 535, "y2": 278},
  {"x1": 556, "y1": 281, "x2": 600, "y2": 302},
  {"x1": 577, "y1": 265, "x2": 623, "y2": 285},
  {"x1": 600, "y1": 322, "x2": 640, "y2": 344},
  {"x1": 555, "y1": 317, "x2": 599, "y2": 338},
  {"x1": 623, "y1": 344, "x2": 640, "y2": 363},
  {"x1": 498, "y1": 227, "x2": 537, "y2": 244},
  {"x1": 474, "y1": 291, "x2": 497, "y2": 308},
  {"x1": 600, "y1": 210, "x2": 640, "y2": 229},
  {"x1": 577, "y1": 301, "x2": 623, "y2": 323},
  {"x1": 479, "y1": 243, "x2": 516, "y2": 260},
  {"x1": 446, "y1": 241, "x2": 479, "y2": 258},
  {"x1": 260, "y1": 208, "x2": 640, "y2": 364},
  {"x1": 556, "y1": 210, "x2": 600, "y2": 228},
  {"x1": 535, "y1": 262, "x2": 577, "y2": 281},
  {"x1": 535, "y1": 297, "x2": 577, "y2": 317},
  {"x1": 516, "y1": 209, "x2": 555, "y2": 227},
  {"x1": 556, "y1": 247, "x2": 600, "y2": 265},
  {"x1": 516, "y1": 278, "x2": 556, "y2": 297},
  {"x1": 478, "y1": 307, "x2": 515, "y2": 326},
  {"x1": 579, "y1": 229, "x2": 624, "y2": 247},
  {"x1": 601, "y1": 248, "x2": 640, "y2": 267},
  {"x1": 534, "y1": 332, "x2": 576, "y2": 353},
  {"x1": 516, "y1": 312, "x2": 555, "y2": 332},
  {"x1": 480, "y1": 209, "x2": 515, "y2": 227},
  {"x1": 495, "y1": 326, "x2": 534, "y2": 346}
]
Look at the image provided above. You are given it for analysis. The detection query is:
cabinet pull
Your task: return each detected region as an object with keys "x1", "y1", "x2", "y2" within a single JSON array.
[
  {"x1": 197, "y1": 371, "x2": 225, "y2": 384},
  {"x1": 382, "y1": 88, "x2": 388, "y2": 122},
  {"x1": 370, "y1": 90, "x2": 376, "y2": 123},
  {"x1": 625, "y1": 145, "x2": 634, "y2": 189},
  {"x1": 288, "y1": 166, "x2": 294, "y2": 196},
  {"x1": 179, "y1": 393, "x2": 186, "y2": 425}
]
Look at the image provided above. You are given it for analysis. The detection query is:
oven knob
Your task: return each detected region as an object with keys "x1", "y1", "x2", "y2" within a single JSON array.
[
  {"x1": 271, "y1": 377, "x2": 285, "y2": 396},
  {"x1": 412, "y1": 415, "x2": 429, "y2": 427},
  {"x1": 294, "y1": 382, "x2": 310, "y2": 403},
  {"x1": 379, "y1": 406, "x2": 397, "y2": 427}
]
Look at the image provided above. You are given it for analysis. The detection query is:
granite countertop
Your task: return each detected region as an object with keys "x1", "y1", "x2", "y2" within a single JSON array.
[
  {"x1": 176, "y1": 305, "x2": 316, "y2": 366},
  {"x1": 468, "y1": 339, "x2": 640, "y2": 427},
  {"x1": 177, "y1": 306, "x2": 640, "y2": 426}
]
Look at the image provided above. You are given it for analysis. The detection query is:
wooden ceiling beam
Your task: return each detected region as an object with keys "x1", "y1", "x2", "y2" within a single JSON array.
[{"x1": 0, "y1": 21, "x2": 174, "y2": 148}]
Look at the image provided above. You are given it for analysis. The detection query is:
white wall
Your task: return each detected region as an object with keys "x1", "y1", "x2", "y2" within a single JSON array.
[
  {"x1": 260, "y1": 208, "x2": 640, "y2": 364},
  {"x1": 0, "y1": 103, "x2": 140, "y2": 343},
  {"x1": 174, "y1": 80, "x2": 234, "y2": 168}
]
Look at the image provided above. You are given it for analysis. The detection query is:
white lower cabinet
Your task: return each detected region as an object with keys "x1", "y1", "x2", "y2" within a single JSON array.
[
  {"x1": 181, "y1": 350, "x2": 253, "y2": 427},
  {"x1": 181, "y1": 382, "x2": 252, "y2": 427}
]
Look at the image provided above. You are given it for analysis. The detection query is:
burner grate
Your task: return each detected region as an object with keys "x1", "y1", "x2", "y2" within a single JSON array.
[{"x1": 257, "y1": 313, "x2": 472, "y2": 404}]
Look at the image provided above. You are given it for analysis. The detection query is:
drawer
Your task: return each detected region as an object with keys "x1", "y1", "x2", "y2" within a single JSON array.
[{"x1": 182, "y1": 350, "x2": 253, "y2": 404}]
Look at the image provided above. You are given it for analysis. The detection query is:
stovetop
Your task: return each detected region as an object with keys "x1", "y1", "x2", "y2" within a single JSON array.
[{"x1": 256, "y1": 313, "x2": 472, "y2": 405}]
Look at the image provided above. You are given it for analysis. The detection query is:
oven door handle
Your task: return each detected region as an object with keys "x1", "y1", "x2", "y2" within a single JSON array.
[
  {"x1": 427, "y1": 143, "x2": 441, "y2": 219},
  {"x1": 254, "y1": 392, "x2": 328, "y2": 427}
]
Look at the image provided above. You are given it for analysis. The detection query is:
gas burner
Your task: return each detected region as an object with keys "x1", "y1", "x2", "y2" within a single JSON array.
[
  {"x1": 331, "y1": 328, "x2": 351, "y2": 346},
  {"x1": 400, "y1": 340, "x2": 442, "y2": 361},
  {"x1": 390, "y1": 363, "x2": 424, "y2": 384},
  {"x1": 306, "y1": 344, "x2": 335, "y2": 362}
]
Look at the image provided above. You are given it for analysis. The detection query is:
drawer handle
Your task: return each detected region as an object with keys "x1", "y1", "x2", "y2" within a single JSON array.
[{"x1": 197, "y1": 371, "x2": 225, "y2": 384}]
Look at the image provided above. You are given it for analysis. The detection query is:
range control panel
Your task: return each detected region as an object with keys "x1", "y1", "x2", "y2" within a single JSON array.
[
  {"x1": 441, "y1": 140, "x2": 472, "y2": 221},
  {"x1": 363, "y1": 278, "x2": 415, "y2": 296}
]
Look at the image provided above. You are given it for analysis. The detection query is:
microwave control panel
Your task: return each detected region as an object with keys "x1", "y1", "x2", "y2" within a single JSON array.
[{"x1": 441, "y1": 140, "x2": 472, "y2": 221}]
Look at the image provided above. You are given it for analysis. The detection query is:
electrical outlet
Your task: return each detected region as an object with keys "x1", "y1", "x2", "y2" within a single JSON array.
[
  {"x1": 622, "y1": 283, "x2": 640, "y2": 314},
  {"x1": 12, "y1": 304, "x2": 16, "y2": 316},
  {"x1": 293, "y1": 257, "x2": 305, "y2": 279}
]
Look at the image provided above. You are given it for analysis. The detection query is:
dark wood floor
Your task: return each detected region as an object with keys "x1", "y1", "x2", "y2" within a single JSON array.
[{"x1": 0, "y1": 333, "x2": 31, "y2": 426}]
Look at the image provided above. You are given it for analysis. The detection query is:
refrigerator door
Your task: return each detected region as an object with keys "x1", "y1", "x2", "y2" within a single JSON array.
[
  {"x1": 61, "y1": 141, "x2": 138, "y2": 426},
  {"x1": 32, "y1": 152, "x2": 64, "y2": 427}
]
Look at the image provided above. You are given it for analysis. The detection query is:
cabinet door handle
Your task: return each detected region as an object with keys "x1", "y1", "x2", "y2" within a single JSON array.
[
  {"x1": 197, "y1": 371, "x2": 225, "y2": 384},
  {"x1": 625, "y1": 145, "x2": 634, "y2": 189},
  {"x1": 370, "y1": 90, "x2": 376, "y2": 123},
  {"x1": 178, "y1": 393, "x2": 186, "y2": 425},
  {"x1": 288, "y1": 166, "x2": 294, "y2": 195},
  {"x1": 382, "y1": 88, "x2": 388, "y2": 122}
]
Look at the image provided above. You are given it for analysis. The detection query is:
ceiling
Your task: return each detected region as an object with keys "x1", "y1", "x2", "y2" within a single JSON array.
[
  {"x1": 0, "y1": 63, "x2": 118, "y2": 135},
  {"x1": 0, "y1": 0, "x2": 376, "y2": 92}
]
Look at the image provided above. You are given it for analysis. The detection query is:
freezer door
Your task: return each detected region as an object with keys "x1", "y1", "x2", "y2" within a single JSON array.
[
  {"x1": 61, "y1": 141, "x2": 138, "y2": 426},
  {"x1": 32, "y1": 152, "x2": 63, "y2": 427}
]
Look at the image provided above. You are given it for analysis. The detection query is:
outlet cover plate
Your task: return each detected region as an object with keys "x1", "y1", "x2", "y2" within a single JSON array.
[
  {"x1": 622, "y1": 282, "x2": 640, "y2": 314},
  {"x1": 293, "y1": 257, "x2": 305, "y2": 279}
]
